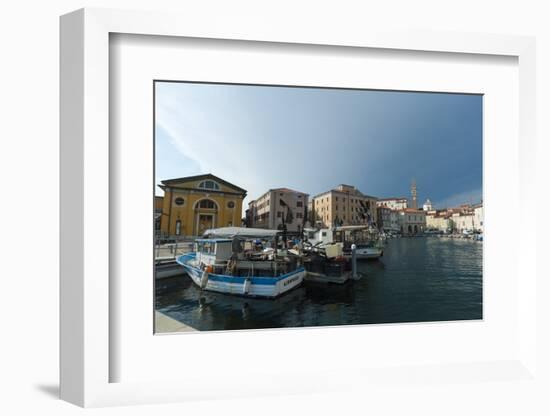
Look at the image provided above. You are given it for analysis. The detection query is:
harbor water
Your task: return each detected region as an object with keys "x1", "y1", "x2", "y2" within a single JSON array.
[{"x1": 155, "y1": 237, "x2": 482, "y2": 332}]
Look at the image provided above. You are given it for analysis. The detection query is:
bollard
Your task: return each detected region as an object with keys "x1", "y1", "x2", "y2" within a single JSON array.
[{"x1": 351, "y1": 243, "x2": 358, "y2": 280}]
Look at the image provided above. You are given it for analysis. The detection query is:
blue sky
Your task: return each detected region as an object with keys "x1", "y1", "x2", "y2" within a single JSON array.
[{"x1": 155, "y1": 82, "x2": 482, "y2": 213}]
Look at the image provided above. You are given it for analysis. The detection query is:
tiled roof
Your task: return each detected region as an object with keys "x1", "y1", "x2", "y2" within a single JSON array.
[{"x1": 270, "y1": 187, "x2": 309, "y2": 195}]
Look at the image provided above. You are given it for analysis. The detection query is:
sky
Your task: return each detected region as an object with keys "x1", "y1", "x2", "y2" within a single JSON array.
[{"x1": 155, "y1": 81, "x2": 482, "y2": 214}]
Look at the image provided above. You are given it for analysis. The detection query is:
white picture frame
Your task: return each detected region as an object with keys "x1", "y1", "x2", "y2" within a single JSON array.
[{"x1": 60, "y1": 8, "x2": 537, "y2": 408}]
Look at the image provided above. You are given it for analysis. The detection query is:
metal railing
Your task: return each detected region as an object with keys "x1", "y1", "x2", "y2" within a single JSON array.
[{"x1": 155, "y1": 234, "x2": 195, "y2": 261}]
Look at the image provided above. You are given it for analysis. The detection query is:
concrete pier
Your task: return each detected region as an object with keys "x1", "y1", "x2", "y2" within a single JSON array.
[{"x1": 155, "y1": 311, "x2": 197, "y2": 333}]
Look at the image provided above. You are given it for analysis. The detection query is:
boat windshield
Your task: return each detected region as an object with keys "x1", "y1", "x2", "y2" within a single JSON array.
[{"x1": 196, "y1": 241, "x2": 215, "y2": 254}]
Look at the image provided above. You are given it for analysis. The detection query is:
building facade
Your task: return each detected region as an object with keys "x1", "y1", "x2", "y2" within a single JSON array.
[
  {"x1": 158, "y1": 174, "x2": 247, "y2": 237},
  {"x1": 452, "y1": 212, "x2": 476, "y2": 233},
  {"x1": 311, "y1": 184, "x2": 377, "y2": 228},
  {"x1": 377, "y1": 197, "x2": 408, "y2": 211},
  {"x1": 473, "y1": 203, "x2": 484, "y2": 232},
  {"x1": 397, "y1": 209, "x2": 426, "y2": 235},
  {"x1": 425, "y1": 203, "x2": 483, "y2": 234},
  {"x1": 426, "y1": 210, "x2": 451, "y2": 232},
  {"x1": 377, "y1": 206, "x2": 400, "y2": 233},
  {"x1": 154, "y1": 196, "x2": 163, "y2": 233},
  {"x1": 247, "y1": 188, "x2": 309, "y2": 233}
]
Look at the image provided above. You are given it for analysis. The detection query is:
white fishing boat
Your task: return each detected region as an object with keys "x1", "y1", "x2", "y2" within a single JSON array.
[
  {"x1": 350, "y1": 242, "x2": 384, "y2": 259},
  {"x1": 304, "y1": 225, "x2": 384, "y2": 260},
  {"x1": 176, "y1": 227, "x2": 305, "y2": 298}
]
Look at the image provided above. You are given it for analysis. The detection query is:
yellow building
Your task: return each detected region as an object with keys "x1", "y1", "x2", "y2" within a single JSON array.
[
  {"x1": 154, "y1": 196, "x2": 164, "y2": 233},
  {"x1": 158, "y1": 174, "x2": 247, "y2": 237}
]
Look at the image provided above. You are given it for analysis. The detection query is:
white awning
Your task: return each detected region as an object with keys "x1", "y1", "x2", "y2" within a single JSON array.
[
  {"x1": 202, "y1": 227, "x2": 280, "y2": 239},
  {"x1": 334, "y1": 225, "x2": 369, "y2": 231}
]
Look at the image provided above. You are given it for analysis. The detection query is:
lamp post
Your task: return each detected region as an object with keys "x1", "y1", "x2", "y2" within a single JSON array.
[{"x1": 351, "y1": 243, "x2": 358, "y2": 280}]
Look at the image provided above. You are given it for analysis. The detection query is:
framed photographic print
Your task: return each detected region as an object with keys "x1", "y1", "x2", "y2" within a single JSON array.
[
  {"x1": 152, "y1": 81, "x2": 484, "y2": 333},
  {"x1": 60, "y1": 8, "x2": 538, "y2": 408}
]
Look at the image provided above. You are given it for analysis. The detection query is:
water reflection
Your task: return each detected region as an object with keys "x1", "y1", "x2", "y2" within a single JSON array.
[{"x1": 156, "y1": 237, "x2": 482, "y2": 331}]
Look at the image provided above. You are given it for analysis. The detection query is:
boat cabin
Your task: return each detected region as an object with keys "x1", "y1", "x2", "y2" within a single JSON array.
[
  {"x1": 305, "y1": 225, "x2": 378, "y2": 246},
  {"x1": 193, "y1": 227, "x2": 300, "y2": 276},
  {"x1": 305, "y1": 228, "x2": 335, "y2": 246},
  {"x1": 195, "y1": 227, "x2": 284, "y2": 265},
  {"x1": 194, "y1": 238, "x2": 233, "y2": 266}
]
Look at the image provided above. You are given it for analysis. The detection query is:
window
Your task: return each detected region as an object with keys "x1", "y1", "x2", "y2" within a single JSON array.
[
  {"x1": 296, "y1": 212, "x2": 303, "y2": 219},
  {"x1": 198, "y1": 199, "x2": 216, "y2": 209},
  {"x1": 175, "y1": 220, "x2": 181, "y2": 235},
  {"x1": 227, "y1": 201, "x2": 235, "y2": 209},
  {"x1": 174, "y1": 197, "x2": 184, "y2": 206},
  {"x1": 297, "y1": 201, "x2": 303, "y2": 207},
  {"x1": 198, "y1": 180, "x2": 220, "y2": 190},
  {"x1": 197, "y1": 241, "x2": 214, "y2": 254}
]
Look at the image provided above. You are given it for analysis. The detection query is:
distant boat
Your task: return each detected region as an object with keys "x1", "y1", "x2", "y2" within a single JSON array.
[
  {"x1": 176, "y1": 227, "x2": 305, "y2": 298},
  {"x1": 346, "y1": 241, "x2": 384, "y2": 260},
  {"x1": 304, "y1": 225, "x2": 384, "y2": 260}
]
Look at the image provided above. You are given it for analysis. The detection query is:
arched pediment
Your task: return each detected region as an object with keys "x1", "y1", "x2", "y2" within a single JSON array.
[{"x1": 193, "y1": 198, "x2": 219, "y2": 210}]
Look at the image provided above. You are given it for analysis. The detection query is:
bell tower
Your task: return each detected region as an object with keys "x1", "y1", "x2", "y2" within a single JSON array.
[{"x1": 411, "y1": 178, "x2": 417, "y2": 209}]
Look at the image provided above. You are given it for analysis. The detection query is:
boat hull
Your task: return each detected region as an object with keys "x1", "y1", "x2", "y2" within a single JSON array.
[
  {"x1": 155, "y1": 261, "x2": 187, "y2": 279},
  {"x1": 176, "y1": 253, "x2": 305, "y2": 298},
  {"x1": 347, "y1": 246, "x2": 383, "y2": 260}
]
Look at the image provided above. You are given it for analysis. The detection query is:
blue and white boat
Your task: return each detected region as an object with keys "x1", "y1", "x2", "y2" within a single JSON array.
[{"x1": 176, "y1": 227, "x2": 305, "y2": 298}]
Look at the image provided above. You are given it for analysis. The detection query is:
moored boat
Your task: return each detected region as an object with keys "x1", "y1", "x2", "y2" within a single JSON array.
[
  {"x1": 155, "y1": 259, "x2": 187, "y2": 279},
  {"x1": 304, "y1": 225, "x2": 385, "y2": 260},
  {"x1": 348, "y1": 241, "x2": 384, "y2": 259},
  {"x1": 176, "y1": 227, "x2": 305, "y2": 298},
  {"x1": 302, "y1": 239, "x2": 353, "y2": 284}
]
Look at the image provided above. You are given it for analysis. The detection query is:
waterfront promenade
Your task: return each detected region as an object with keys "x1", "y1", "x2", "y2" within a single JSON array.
[{"x1": 155, "y1": 311, "x2": 197, "y2": 333}]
